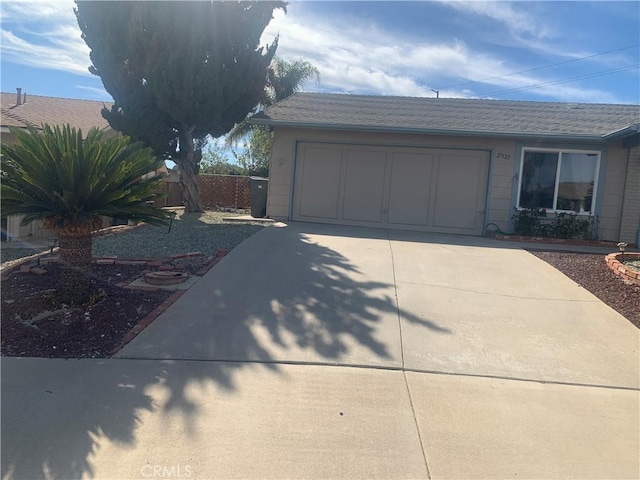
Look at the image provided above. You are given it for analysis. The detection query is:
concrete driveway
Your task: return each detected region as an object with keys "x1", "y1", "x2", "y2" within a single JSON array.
[
  {"x1": 2, "y1": 222, "x2": 638, "y2": 479},
  {"x1": 117, "y1": 222, "x2": 638, "y2": 388}
]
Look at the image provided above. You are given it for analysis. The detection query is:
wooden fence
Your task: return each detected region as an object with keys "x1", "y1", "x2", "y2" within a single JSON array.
[{"x1": 155, "y1": 174, "x2": 252, "y2": 209}]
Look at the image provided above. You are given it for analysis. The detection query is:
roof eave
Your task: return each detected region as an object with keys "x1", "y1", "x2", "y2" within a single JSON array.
[
  {"x1": 602, "y1": 123, "x2": 640, "y2": 141},
  {"x1": 250, "y1": 118, "x2": 606, "y2": 143}
]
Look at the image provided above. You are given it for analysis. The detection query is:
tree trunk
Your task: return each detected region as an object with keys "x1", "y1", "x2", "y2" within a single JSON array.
[
  {"x1": 178, "y1": 125, "x2": 204, "y2": 213},
  {"x1": 56, "y1": 222, "x2": 94, "y2": 305},
  {"x1": 178, "y1": 160, "x2": 203, "y2": 213}
]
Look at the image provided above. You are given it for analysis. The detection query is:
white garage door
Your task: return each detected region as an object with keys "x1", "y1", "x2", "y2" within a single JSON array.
[{"x1": 292, "y1": 142, "x2": 489, "y2": 235}]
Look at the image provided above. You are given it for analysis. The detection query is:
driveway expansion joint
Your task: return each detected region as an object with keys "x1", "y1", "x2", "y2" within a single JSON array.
[
  {"x1": 403, "y1": 370, "x2": 432, "y2": 479},
  {"x1": 112, "y1": 356, "x2": 639, "y2": 392},
  {"x1": 385, "y1": 228, "x2": 406, "y2": 370}
]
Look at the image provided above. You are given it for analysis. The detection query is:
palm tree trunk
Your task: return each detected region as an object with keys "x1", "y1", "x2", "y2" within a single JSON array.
[{"x1": 57, "y1": 223, "x2": 93, "y2": 305}]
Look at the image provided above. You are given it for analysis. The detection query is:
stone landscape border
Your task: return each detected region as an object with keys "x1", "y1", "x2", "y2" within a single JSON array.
[
  {"x1": 97, "y1": 249, "x2": 231, "y2": 356},
  {"x1": 605, "y1": 252, "x2": 640, "y2": 286}
]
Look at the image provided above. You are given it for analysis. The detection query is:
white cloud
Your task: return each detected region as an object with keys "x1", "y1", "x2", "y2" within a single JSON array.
[
  {"x1": 0, "y1": 1, "x2": 628, "y2": 104},
  {"x1": 0, "y1": 0, "x2": 76, "y2": 22},
  {"x1": 263, "y1": 10, "x2": 455, "y2": 97},
  {"x1": 436, "y1": 1, "x2": 610, "y2": 61},
  {"x1": 1, "y1": 29, "x2": 90, "y2": 75},
  {"x1": 440, "y1": 1, "x2": 553, "y2": 40},
  {"x1": 262, "y1": 8, "x2": 617, "y2": 103},
  {"x1": 0, "y1": 0, "x2": 91, "y2": 76}
]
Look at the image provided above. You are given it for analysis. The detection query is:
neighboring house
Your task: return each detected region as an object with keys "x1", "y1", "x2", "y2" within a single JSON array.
[
  {"x1": 1, "y1": 89, "x2": 115, "y2": 241},
  {"x1": 252, "y1": 93, "x2": 640, "y2": 245}
]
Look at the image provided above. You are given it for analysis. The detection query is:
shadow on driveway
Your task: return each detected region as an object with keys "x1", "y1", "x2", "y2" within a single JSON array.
[{"x1": 2, "y1": 223, "x2": 450, "y2": 480}]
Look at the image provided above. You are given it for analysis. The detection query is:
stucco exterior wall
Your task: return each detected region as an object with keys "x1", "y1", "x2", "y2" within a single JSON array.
[
  {"x1": 268, "y1": 127, "x2": 630, "y2": 241},
  {"x1": 598, "y1": 145, "x2": 627, "y2": 242},
  {"x1": 619, "y1": 146, "x2": 640, "y2": 245}
]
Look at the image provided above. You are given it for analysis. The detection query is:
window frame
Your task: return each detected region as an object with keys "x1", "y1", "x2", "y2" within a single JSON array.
[{"x1": 516, "y1": 147, "x2": 601, "y2": 215}]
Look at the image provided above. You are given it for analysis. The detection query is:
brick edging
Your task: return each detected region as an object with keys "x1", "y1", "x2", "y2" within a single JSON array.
[
  {"x1": 605, "y1": 253, "x2": 640, "y2": 286},
  {"x1": 106, "y1": 248, "x2": 230, "y2": 354}
]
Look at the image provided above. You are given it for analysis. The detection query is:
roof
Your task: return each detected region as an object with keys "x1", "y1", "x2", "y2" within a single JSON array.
[
  {"x1": 1, "y1": 91, "x2": 113, "y2": 133},
  {"x1": 252, "y1": 92, "x2": 640, "y2": 141}
]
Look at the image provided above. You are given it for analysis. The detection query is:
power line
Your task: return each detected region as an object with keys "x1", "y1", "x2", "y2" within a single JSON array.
[
  {"x1": 477, "y1": 64, "x2": 639, "y2": 97},
  {"x1": 437, "y1": 43, "x2": 640, "y2": 90}
]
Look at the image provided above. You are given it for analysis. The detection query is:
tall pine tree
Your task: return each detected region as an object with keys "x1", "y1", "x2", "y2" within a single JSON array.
[{"x1": 75, "y1": 1, "x2": 285, "y2": 212}]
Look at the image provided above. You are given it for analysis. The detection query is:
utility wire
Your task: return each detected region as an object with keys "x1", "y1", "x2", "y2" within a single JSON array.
[
  {"x1": 477, "y1": 64, "x2": 639, "y2": 97},
  {"x1": 437, "y1": 43, "x2": 640, "y2": 90}
]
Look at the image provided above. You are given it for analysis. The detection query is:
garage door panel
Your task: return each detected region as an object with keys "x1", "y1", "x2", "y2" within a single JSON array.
[
  {"x1": 293, "y1": 142, "x2": 488, "y2": 235},
  {"x1": 433, "y1": 154, "x2": 486, "y2": 231},
  {"x1": 342, "y1": 150, "x2": 387, "y2": 223},
  {"x1": 387, "y1": 152, "x2": 434, "y2": 226},
  {"x1": 296, "y1": 146, "x2": 342, "y2": 220}
]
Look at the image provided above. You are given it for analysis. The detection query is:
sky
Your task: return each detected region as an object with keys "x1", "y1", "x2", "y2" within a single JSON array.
[{"x1": 1, "y1": 1, "x2": 639, "y2": 105}]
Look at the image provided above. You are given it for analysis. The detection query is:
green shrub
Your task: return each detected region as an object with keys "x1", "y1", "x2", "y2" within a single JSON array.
[
  {"x1": 512, "y1": 208, "x2": 546, "y2": 237},
  {"x1": 511, "y1": 208, "x2": 597, "y2": 240},
  {"x1": 549, "y1": 213, "x2": 596, "y2": 240}
]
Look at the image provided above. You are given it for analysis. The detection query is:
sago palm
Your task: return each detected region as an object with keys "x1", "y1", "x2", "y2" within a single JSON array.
[{"x1": 1, "y1": 124, "x2": 170, "y2": 304}]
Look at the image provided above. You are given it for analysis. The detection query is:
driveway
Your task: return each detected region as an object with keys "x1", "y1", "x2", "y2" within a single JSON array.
[
  {"x1": 2, "y1": 222, "x2": 638, "y2": 480},
  {"x1": 118, "y1": 222, "x2": 638, "y2": 388}
]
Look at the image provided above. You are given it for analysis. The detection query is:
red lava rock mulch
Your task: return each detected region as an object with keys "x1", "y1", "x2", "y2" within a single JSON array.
[{"x1": 529, "y1": 250, "x2": 639, "y2": 328}]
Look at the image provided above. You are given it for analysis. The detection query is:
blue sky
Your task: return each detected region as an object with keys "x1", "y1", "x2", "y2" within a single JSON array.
[{"x1": 1, "y1": 1, "x2": 639, "y2": 105}]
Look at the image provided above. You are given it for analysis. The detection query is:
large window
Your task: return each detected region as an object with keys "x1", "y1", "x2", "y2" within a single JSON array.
[{"x1": 517, "y1": 149, "x2": 600, "y2": 214}]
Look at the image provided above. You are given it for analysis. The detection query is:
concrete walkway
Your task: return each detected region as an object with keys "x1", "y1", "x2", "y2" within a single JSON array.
[{"x1": 2, "y1": 223, "x2": 638, "y2": 479}]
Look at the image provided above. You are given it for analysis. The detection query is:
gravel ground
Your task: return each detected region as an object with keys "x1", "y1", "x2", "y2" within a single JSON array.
[
  {"x1": 529, "y1": 250, "x2": 639, "y2": 328},
  {"x1": 1, "y1": 210, "x2": 264, "y2": 267},
  {"x1": 94, "y1": 210, "x2": 265, "y2": 259}
]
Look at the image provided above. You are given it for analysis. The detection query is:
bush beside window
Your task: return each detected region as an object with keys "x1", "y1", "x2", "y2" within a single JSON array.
[{"x1": 512, "y1": 208, "x2": 597, "y2": 240}]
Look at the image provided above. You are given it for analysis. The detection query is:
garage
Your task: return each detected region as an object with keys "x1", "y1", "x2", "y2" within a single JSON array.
[{"x1": 292, "y1": 142, "x2": 490, "y2": 235}]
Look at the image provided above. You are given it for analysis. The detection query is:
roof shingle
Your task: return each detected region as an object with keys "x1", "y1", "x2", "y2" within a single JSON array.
[
  {"x1": 1, "y1": 92, "x2": 113, "y2": 133},
  {"x1": 253, "y1": 93, "x2": 640, "y2": 139}
]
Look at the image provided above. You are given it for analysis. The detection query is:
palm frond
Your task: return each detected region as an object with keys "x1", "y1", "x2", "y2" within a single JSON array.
[
  {"x1": 226, "y1": 57, "x2": 319, "y2": 147},
  {"x1": 1, "y1": 124, "x2": 171, "y2": 228}
]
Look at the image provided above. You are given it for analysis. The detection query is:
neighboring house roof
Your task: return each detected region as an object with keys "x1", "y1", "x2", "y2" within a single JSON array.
[
  {"x1": 252, "y1": 92, "x2": 640, "y2": 141},
  {"x1": 1, "y1": 91, "x2": 113, "y2": 133}
]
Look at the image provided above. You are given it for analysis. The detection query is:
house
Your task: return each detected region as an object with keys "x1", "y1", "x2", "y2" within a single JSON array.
[
  {"x1": 1, "y1": 89, "x2": 115, "y2": 241},
  {"x1": 251, "y1": 93, "x2": 640, "y2": 245}
]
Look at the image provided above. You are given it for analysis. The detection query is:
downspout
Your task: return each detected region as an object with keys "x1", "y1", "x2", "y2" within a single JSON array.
[{"x1": 617, "y1": 145, "x2": 632, "y2": 243}]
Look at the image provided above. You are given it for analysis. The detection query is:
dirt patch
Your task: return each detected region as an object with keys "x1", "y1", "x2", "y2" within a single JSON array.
[
  {"x1": 1, "y1": 262, "x2": 173, "y2": 358},
  {"x1": 529, "y1": 250, "x2": 639, "y2": 328}
]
